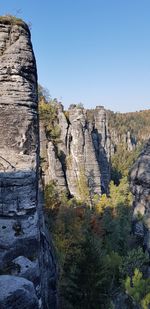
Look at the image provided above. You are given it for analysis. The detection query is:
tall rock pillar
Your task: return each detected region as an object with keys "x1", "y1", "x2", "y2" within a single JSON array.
[{"x1": 0, "y1": 17, "x2": 57, "y2": 308}]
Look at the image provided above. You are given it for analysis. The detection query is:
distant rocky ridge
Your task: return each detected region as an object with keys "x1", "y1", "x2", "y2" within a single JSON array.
[
  {"x1": 108, "y1": 109, "x2": 150, "y2": 147},
  {"x1": 0, "y1": 17, "x2": 57, "y2": 308}
]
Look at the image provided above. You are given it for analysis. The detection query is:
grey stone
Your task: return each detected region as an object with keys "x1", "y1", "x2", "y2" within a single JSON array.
[
  {"x1": 0, "y1": 17, "x2": 57, "y2": 308},
  {"x1": 0, "y1": 275, "x2": 39, "y2": 309},
  {"x1": 40, "y1": 105, "x2": 111, "y2": 200},
  {"x1": 11, "y1": 256, "x2": 39, "y2": 283}
]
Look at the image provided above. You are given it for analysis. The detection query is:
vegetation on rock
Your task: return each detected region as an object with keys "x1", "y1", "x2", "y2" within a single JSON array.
[
  {"x1": 0, "y1": 15, "x2": 29, "y2": 31},
  {"x1": 39, "y1": 86, "x2": 61, "y2": 143}
]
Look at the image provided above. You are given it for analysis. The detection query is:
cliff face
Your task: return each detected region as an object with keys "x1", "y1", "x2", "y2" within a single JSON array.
[
  {"x1": 41, "y1": 102, "x2": 144, "y2": 201},
  {"x1": 0, "y1": 17, "x2": 57, "y2": 308},
  {"x1": 40, "y1": 105, "x2": 111, "y2": 200},
  {"x1": 130, "y1": 139, "x2": 150, "y2": 250},
  {"x1": 40, "y1": 101, "x2": 149, "y2": 202}
]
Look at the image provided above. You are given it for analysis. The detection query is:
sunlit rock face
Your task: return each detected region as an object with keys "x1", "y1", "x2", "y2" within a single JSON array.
[
  {"x1": 41, "y1": 104, "x2": 111, "y2": 200},
  {"x1": 130, "y1": 139, "x2": 150, "y2": 250},
  {"x1": 41, "y1": 101, "x2": 142, "y2": 202},
  {"x1": 66, "y1": 106, "x2": 110, "y2": 197},
  {"x1": 0, "y1": 17, "x2": 57, "y2": 308}
]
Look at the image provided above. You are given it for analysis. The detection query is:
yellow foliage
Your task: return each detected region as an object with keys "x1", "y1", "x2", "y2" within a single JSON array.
[
  {"x1": 141, "y1": 293, "x2": 150, "y2": 309},
  {"x1": 125, "y1": 268, "x2": 150, "y2": 309},
  {"x1": 95, "y1": 194, "x2": 110, "y2": 214}
]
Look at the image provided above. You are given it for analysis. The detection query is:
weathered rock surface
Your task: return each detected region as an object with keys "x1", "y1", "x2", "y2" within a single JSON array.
[
  {"x1": 0, "y1": 275, "x2": 39, "y2": 309},
  {"x1": 0, "y1": 17, "x2": 57, "y2": 308},
  {"x1": 130, "y1": 139, "x2": 150, "y2": 250},
  {"x1": 40, "y1": 105, "x2": 111, "y2": 200},
  {"x1": 41, "y1": 101, "x2": 144, "y2": 201}
]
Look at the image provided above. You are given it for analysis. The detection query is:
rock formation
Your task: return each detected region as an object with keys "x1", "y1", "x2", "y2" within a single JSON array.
[
  {"x1": 0, "y1": 16, "x2": 57, "y2": 308},
  {"x1": 110, "y1": 129, "x2": 136, "y2": 153},
  {"x1": 130, "y1": 139, "x2": 150, "y2": 250},
  {"x1": 40, "y1": 104, "x2": 111, "y2": 200},
  {"x1": 40, "y1": 101, "x2": 145, "y2": 202},
  {"x1": 40, "y1": 98, "x2": 149, "y2": 203}
]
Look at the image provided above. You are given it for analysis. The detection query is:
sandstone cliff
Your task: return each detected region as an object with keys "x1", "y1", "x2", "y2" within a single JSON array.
[
  {"x1": 0, "y1": 16, "x2": 57, "y2": 308},
  {"x1": 130, "y1": 139, "x2": 150, "y2": 251},
  {"x1": 40, "y1": 102, "x2": 143, "y2": 200},
  {"x1": 40, "y1": 104, "x2": 111, "y2": 201}
]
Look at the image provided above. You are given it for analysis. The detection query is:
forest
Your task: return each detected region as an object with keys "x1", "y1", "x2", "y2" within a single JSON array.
[{"x1": 39, "y1": 86, "x2": 150, "y2": 309}]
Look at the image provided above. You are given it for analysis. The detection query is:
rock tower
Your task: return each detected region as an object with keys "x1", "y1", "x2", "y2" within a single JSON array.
[
  {"x1": 40, "y1": 104, "x2": 111, "y2": 200},
  {"x1": 0, "y1": 16, "x2": 57, "y2": 308}
]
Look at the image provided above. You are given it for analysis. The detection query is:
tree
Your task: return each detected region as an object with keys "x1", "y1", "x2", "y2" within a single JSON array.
[
  {"x1": 39, "y1": 98, "x2": 61, "y2": 142},
  {"x1": 120, "y1": 247, "x2": 149, "y2": 279},
  {"x1": 38, "y1": 84, "x2": 51, "y2": 102},
  {"x1": 125, "y1": 269, "x2": 150, "y2": 309}
]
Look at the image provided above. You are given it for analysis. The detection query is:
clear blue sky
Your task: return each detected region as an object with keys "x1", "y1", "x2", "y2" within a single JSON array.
[{"x1": 1, "y1": 0, "x2": 150, "y2": 112}]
